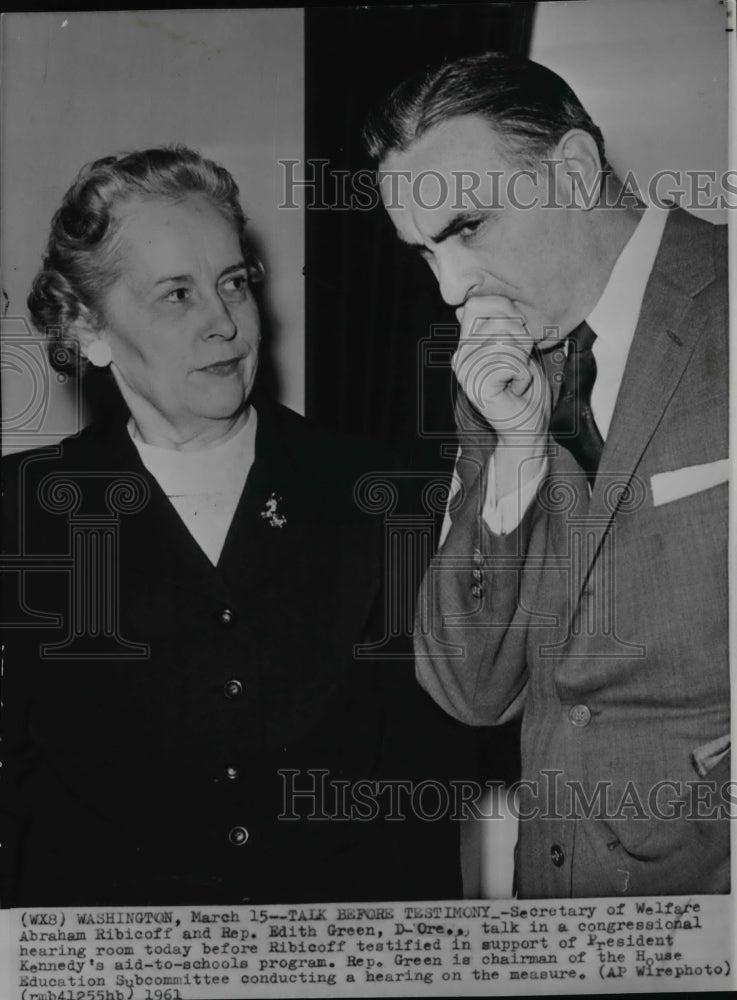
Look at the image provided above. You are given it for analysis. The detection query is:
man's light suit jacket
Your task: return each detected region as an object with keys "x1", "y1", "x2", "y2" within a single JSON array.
[{"x1": 415, "y1": 208, "x2": 729, "y2": 898}]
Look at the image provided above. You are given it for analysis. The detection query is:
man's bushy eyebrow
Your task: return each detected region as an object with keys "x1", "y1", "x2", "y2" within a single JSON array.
[{"x1": 398, "y1": 210, "x2": 486, "y2": 249}]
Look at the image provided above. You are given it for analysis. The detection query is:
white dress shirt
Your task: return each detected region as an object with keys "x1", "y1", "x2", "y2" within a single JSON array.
[
  {"x1": 130, "y1": 408, "x2": 257, "y2": 565},
  {"x1": 440, "y1": 205, "x2": 669, "y2": 544}
]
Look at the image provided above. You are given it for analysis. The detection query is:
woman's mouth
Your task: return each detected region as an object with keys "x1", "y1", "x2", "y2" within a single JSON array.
[{"x1": 198, "y1": 357, "x2": 244, "y2": 376}]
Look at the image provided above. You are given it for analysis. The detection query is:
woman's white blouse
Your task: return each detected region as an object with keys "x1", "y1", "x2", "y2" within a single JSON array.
[{"x1": 129, "y1": 409, "x2": 257, "y2": 565}]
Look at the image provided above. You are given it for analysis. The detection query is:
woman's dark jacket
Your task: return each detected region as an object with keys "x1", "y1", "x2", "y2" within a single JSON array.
[{"x1": 1, "y1": 402, "x2": 463, "y2": 906}]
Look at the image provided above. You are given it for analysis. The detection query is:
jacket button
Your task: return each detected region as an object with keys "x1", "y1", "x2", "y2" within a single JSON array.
[
  {"x1": 218, "y1": 608, "x2": 237, "y2": 626},
  {"x1": 550, "y1": 844, "x2": 565, "y2": 867},
  {"x1": 223, "y1": 679, "x2": 243, "y2": 699},
  {"x1": 225, "y1": 766, "x2": 240, "y2": 780},
  {"x1": 471, "y1": 583, "x2": 483, "y2": 599},
  {"x1": 228, "y1": 826, "x2": 249, "y2": 846},
  {"x1": 569, "y1": 704, "x2": 592, "y2": 727},
  {"x1": 473, "y1": 548, "x2": 483, "y2": 566},
  {"x1": 472, "y1": 567, "x2": 483, "y2": 582}
]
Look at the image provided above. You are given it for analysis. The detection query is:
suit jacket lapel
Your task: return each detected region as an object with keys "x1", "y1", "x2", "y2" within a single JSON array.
[
  {"x1": 585, "y1": 208, "x2": 717, "y2": 526},
  {"x1": 534, "y1": 208, "x2": 719, "y2": 645}
]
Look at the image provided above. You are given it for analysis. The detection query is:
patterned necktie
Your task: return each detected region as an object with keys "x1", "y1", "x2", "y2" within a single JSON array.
[{"x1": 549, "y1": 321, "x2": 603, "y2": 486}]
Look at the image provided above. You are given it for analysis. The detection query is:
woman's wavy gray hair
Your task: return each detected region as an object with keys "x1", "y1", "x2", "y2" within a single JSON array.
[{"x1": 27, "y1": 145, "x2": 264, "y2": 375}]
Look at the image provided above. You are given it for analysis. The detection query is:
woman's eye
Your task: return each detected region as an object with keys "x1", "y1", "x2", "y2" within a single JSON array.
[
  {"x1": 165, "y1": 287, "x2": 191, "y2": 303},
  {"x1": 221, "y1": 274, "x2": 249, "y2": 298}
]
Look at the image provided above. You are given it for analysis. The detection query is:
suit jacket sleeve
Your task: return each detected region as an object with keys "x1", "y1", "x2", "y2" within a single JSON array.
[{"x1": 414, "y1": 435, "x2": 546, "y2": 727}]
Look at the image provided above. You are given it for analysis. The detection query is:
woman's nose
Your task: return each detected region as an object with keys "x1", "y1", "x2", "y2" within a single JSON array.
[{"x1": 203, "y1": 295, "x2": 237, "y2": 340}]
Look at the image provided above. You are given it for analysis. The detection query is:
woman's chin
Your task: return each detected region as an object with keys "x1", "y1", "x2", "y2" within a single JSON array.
[{"x1": 193, "y1": 378, "x2": 255, "y2": 417}]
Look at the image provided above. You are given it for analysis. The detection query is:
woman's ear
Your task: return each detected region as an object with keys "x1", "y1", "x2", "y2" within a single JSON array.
[{"x1": 70, "y1": 310, "x2": 113, "y2": 367}]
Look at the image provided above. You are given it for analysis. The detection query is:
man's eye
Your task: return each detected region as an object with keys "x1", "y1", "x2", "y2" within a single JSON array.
[
  {"x1": 165, "y1": 287, "x2": 191, "y2": 303},
  {"x1": 459, "y1": 219, "x2": 483, "y2": 239}
]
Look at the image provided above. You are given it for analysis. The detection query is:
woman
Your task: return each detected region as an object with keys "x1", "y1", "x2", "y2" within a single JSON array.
[{"x1": 1, "y1": 146, "x2": 439, "y2": 906}]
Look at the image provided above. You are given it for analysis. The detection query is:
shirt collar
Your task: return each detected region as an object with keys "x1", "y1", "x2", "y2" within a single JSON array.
[
  {"x1": 586, "y1": 204, "x2": 668, "y2": 345},
  {"x1": 129, "y1": 406, "x2": 256, "y2": 461},
  {"x1": 129, "y1": 406, "x2": 258, "y2": 490}
]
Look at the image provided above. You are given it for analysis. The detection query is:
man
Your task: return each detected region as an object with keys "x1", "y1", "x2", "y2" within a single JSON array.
[{"x1": 364, "y1": 53, "x2": 729, "y2": 897}]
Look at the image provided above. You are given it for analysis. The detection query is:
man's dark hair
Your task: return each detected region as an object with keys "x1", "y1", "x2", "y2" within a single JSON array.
[{"x1": 363, "y1": 51, "x2": 608, "y2": 170}]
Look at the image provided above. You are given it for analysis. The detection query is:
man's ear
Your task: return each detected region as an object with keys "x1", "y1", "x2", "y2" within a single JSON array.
[{"x1": 551, "y1": 129, "x2": 605, "y2": 211}]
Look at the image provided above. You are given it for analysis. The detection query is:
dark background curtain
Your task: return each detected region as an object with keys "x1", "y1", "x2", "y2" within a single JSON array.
[
  {"x1": 304, "y1": 4, "x2": 537, "y2": 861},
  {"x1": 305, "y1": 2, "x2": 536, "y2": 464}
]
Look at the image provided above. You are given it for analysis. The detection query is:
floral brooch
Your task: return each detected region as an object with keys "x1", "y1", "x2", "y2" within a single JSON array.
[{"x1": 260, "y1": 491, "x2": 287, "y2": 528}]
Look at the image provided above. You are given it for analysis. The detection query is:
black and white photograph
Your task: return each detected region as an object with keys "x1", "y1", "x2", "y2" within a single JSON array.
[{"x1": 0, "y1": 2, "x2": 734, "y2": 997}]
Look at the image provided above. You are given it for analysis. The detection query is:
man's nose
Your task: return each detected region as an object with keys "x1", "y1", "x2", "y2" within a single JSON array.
[
  {"x1": 203, "y1": 294, "x2": 237, "y2": 340},
  {"x1": 434, "y1": 251, "x2": 482, "y2": 307}
]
